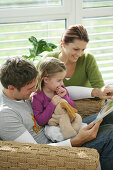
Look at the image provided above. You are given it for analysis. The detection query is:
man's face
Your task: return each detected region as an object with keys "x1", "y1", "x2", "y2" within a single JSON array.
[{"x1": 12, "y1": 78, "x2": 37, "y2": 100}]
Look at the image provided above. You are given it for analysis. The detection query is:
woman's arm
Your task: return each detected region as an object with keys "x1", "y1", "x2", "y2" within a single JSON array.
[
  {"x1": 66, "y1": 86, "x2": 93, "y2": 100},
  {"x1": 66, "y1": 85, "x2": 113, "y2": 100},
  {"x1": 86, "y1": 53, "x2": 104, "y2": 88}
]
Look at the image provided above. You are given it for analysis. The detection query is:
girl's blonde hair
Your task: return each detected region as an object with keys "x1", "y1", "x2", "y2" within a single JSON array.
[{"x1": 37, "y1": 57, "x2": 66, "y2": 91}]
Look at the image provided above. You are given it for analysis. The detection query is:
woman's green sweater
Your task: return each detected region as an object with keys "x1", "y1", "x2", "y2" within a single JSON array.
[{"x1": 40, "y1": 51, "x2": 104, "y2": 88}]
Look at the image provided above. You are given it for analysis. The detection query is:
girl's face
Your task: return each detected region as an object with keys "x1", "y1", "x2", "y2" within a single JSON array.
[
  {"x1": 44, "y1": 71, "x2": 66, "y2": 92},
  {"x1": 62, "y1": 39, "x2": 88, "y2": 63}
]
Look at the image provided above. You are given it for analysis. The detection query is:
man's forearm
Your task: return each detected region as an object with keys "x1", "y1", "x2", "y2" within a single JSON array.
[
  {"x1": 70, "y1": 136, "x2": 83, "y2": 147},
  {"x1": 49, "y1": 136, "x2": 83, "y2": 147},
  {"x1": 49, "y1": 139, "x2": 72, "y2": 147}
]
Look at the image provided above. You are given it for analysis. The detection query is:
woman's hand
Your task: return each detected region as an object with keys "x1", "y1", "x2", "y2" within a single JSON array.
[
  {"x1": 70, "y1": 119, "x2": 102, "y2": 147},
  {"x1": 92, "y1": 85, "x2": 113, "y2": 100},
  {"x1": 56, "y1": 86, "x2": 67, "y2": 97}
]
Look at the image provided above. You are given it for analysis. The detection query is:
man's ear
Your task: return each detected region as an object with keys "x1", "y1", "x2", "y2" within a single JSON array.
[
  {"x1": 8, "y1": 85, "x2": 15, "y2": 91},
  {"x1": 43, "y1": 77, "x2": 49, "y2": 84}
]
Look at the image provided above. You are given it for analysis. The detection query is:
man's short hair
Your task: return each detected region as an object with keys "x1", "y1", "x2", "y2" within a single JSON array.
[{"x1": 0, "y1": 57, "x2": 38, "y2": 90}]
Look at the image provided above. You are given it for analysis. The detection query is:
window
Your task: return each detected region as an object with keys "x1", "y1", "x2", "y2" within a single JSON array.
[
  {"x1": 0, "y1": 0, "x2": 113, "y2": 85},
  {"x1": 0, "y1": 0, "x2": 62, "y2": 8},
  {"x1": 0, "y1": 20, "x2": 65, "y2": 65},
  {"x1": 83, "y1": 0, "x2": 113, "y2": 8},
  {"x1": 0, "y1": 0, "x2": 68, "y2": 65},
  {"x1": 82, "y1": 0, "x2": 113, "y2": 85}
]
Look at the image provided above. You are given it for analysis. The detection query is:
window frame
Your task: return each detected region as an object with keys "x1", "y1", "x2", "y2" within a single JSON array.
[
  {"x1": 0, "y1": 0, "x2": 113, "y2": 85},
  {"x1": 0, "y1": 0, "x2": 78, "y2": 25}
]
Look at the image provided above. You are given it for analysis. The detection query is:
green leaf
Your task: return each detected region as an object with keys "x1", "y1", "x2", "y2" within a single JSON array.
[
  {"x1": 48, "y1": 43, "x2": 57, "y2": 49},
  {"x1": 23, "y1": 36, "x2": 57, "y2": 61}
]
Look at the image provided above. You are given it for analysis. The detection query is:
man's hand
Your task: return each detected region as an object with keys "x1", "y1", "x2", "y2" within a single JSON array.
[
  {"x1": 91, "y1": 85, "x2": 113, "y2": 100},
  {"x1": 56, "y1": 86, "x2": 67, "y2": 97},
  {"x1": 70, "y1": 119, "x2": 102, "y2": 147}
]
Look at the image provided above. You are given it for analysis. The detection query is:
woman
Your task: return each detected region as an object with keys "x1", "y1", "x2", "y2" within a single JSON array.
[{"x1": 42, "y1": 24, "x2": 104, "y2": 88}]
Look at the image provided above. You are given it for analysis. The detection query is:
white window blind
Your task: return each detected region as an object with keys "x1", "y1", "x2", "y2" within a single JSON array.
[
  {"x1": 0, "y1": 0, "x2": 113, "y2": 85},
  {"x1": 83, "y1": 0, "x2": 113, "y2": 8},
  {"x1": 0, "y1": 0, "x2": 68, "y2": 66},
  {"x1": 0, "y1": 20, "x2": 65, "y2": 65},
  {"x1": 0, "y1": 0, "x2": 62, "y2": 8},
  {"x1": 82, "y1": 0, "x2": 113, "y2": 85}
]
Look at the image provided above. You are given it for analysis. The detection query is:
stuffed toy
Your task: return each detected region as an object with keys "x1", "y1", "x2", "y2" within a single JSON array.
[{"x1": 48, "y1": 99, "x2": 82, "y2": 139}]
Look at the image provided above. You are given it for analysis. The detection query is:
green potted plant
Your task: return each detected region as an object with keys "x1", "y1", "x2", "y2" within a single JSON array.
[{"x1": 23, "y1": 36, "x2": 57, "y2": 62}]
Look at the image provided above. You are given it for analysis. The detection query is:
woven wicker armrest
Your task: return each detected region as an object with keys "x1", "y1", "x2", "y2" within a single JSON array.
[
  {"x1": 74, "y1": 99, "x2": 105, "y2": 118},
  {"x1": 0, "y1": 140, "x2": 99, "y2": 170}
]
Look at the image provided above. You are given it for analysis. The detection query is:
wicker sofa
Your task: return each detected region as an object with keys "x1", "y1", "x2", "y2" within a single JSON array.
[
  {"x1": 0, "y1": 141, "x2": 99, "y2": 170},
  {"x1": 0, "y1": 99, "x2": 105, "y2": 170}
]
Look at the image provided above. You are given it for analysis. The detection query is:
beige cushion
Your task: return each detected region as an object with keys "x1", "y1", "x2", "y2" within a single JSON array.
[{"x1": 74, "y1": 99, "x2": 105, "y2": 118}]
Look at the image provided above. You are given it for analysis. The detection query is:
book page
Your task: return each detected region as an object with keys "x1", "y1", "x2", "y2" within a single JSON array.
[{"x1": 93, "y1": 100, "x2": 113, "y2": 124}]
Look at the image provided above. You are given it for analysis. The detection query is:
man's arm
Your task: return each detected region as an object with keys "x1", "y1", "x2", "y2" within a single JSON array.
[
  {"x1": 14, "y1": 130, "x2": 37, "y2": 144},
  {"x1": 49, "y1": 120, "x2": 102, "y2": 147},
  {"x1": 70, "y1": 120, "x2": 102, "y2": 147},
  {"x1": 14, "y1": 120, "x2": 101, "y2": 147}
]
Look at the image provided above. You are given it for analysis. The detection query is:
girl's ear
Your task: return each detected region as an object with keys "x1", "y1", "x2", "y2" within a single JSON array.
[{"x1": 43, "y1": 77, "x2": 49, "y2": 84}]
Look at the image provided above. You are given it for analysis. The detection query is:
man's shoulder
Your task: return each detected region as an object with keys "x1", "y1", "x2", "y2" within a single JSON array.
[{"x1": 0, "y1": 105, "x2": 15, "y2": 116}]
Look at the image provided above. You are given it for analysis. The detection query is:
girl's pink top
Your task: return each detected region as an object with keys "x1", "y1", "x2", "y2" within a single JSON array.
[{"x1": 31, "y1": 85, "x2": 75, "y2": 126}]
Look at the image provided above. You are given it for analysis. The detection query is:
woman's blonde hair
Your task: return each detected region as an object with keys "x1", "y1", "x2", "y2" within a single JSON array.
[{"x1": 37, "y1": 57, "x2": 66, "y2": 91}]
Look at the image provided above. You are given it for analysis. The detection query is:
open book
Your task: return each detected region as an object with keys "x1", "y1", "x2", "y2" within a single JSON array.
[{"x1": 93, "y1": 100, "x2": 113, "y2": 123}]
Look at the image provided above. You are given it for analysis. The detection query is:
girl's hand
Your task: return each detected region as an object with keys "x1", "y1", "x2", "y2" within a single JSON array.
[
  {"x1": 51, "y1": 95, "x2": 62, "y2": 106},
  {"x1": 56, "y1": 87, "x2": 66, "y2": 97}
]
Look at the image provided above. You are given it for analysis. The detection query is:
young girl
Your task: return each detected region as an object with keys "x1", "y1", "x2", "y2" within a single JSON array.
[{"x1": 31, "y1": 57, "x2": 82, "y2": 142}]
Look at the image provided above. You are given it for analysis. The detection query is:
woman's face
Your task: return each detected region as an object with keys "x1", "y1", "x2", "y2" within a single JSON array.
[{"x1": 62, "y1": 39, "x2": 88, "y2": 63}]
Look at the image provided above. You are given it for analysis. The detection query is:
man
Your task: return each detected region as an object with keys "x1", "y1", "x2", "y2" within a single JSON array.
[{"x1": 0, "y1": 57, "x2": 113, "y2": 169}]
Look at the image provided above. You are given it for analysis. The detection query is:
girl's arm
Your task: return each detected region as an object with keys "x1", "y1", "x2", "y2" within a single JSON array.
[
  {"x1": 31, "y1": 93, "x2": 56, "y2": 126},
  {"x1": 56, "y1": 85, "x2": 75, "y2": 107},
  {"x1": 62, "y1": 86, "x2": 75, "y2": 107}
]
